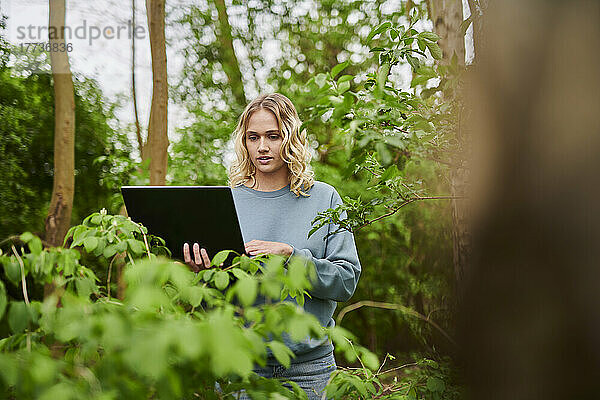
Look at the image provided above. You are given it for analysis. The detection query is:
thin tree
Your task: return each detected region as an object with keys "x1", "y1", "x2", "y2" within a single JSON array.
[
  {"x1": 145, "y1": 0, "x2": 169, "y2": 185},
  {"x1": 45, "y1": 0, "x2": 75, "y2": 247},
  {"x1": 132, "y1": 0, "x2": 143, "y2": 159}
]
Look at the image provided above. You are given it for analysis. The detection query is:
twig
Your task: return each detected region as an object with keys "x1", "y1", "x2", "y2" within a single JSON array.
[
  {"x1": 11, "y1": 245, "x2": 30, "y2": 305},
  {"x1": 140, "y1": 229, "x2": 151, "y2": 259},
  {"x1": 353, "y1": 195, "x2": 464, "y2": 232},
  {"x1": 336, "y1": 300, "x2": 456, "y2": 346},
  {"x1": 107, "y1": 255, "x2": 117, "y2": 300},
  {"x1": 380, "y1": 362, "x2": 420, "y2": 376}
]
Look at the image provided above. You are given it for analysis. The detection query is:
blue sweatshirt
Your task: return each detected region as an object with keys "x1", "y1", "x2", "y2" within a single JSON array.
[{"x1": 231, "y1": 181, "x2": 361, "y2": 363}]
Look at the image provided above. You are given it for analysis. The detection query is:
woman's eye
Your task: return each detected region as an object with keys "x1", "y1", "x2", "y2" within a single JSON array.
[
  {"x1": 248, "y1": 136, "x2": 257, "y2": 141},
  {"x1": 269, "y1": 135, "x2": 280, "y2": 140}
]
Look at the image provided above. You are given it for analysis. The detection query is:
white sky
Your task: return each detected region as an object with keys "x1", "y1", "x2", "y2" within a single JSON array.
[{"x1": 1, "y1": 0, "x2": 473, "y2": 158}]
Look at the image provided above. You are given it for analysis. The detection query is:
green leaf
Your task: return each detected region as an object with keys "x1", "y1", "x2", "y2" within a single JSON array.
[
  {"x1": 367, "y1": 21, "x2": 391, "y2": 43},
  {"x1": 0, "y1": 281, "x2": 7, "y2": 320},
  {"x1": 8, "y1": 302, "x2": 30, "y2": 333},
  {"x1": 337, "y1": 74, "x2": 353, "y2": 84},
  {"x1": 103, "y1": 244, "x2": 117, "y2": 258},
  {"x1": 338, "y1": 81, "x2": 351, "y2": 94},
  {"x1": 203, "y1": 269, "x2": 215, "y2": 282},
  {"x1": 211, "y1": 250, "x2": 231, "y2": 267},
  {"x1": 427, "y1": 42, "x2": 443, "y2": 60},
  {"x1": 331, "y1": 61, "x2": 349, "y2": 79},
  {"x1": 116, "y1": 240, "x2": 127, "y2": 253},
  {"x1": 267, "y1": 341, "x2": 294, "y2": 368},
  {"x1": 406, "y1": 55, "x2": 420, "y2": 71},
  {"x1": 127, "y1": 239, "x2": 145, "y2": 255},
  {"x1": 3, "y1": 259, "x2": 21, "y2": 285},
  {"x1": 420, "y1": 31, "x2": 440, "y2": 42},
  {"x1": 214, "y1": 271, "x2": 230, "y2": 290},
  {"x1": 235, "y1": 277, "x2": 257, "y2": 307},
  {"x1": 380, "y1": 165, "x2": 400, "y2": 181},
  {"x1": 426, "y1": 377, "x2": 446, "y2": 392},
  {"x1": 83, "y1": 237, "x2": 99, "y2": 253}
]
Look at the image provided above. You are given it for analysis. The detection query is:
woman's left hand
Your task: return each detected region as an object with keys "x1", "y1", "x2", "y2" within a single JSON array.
[{"x1": 245, "y1": 240, "x2": 293, "y2": 257}]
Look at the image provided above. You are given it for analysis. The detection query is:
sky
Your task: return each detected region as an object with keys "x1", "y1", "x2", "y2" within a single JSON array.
[{"x1": 0, "y1": 0, "x2": 473, "y2": 160}]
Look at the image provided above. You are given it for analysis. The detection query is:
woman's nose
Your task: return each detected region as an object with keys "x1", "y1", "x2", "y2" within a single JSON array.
[{"x1": 258, "y1": 138, "x2": 268, "y2": 151}]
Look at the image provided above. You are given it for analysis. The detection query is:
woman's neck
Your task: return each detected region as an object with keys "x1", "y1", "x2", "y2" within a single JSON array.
[{"x1": 246, "y1": 172, "x2": 289, "y2": 192}]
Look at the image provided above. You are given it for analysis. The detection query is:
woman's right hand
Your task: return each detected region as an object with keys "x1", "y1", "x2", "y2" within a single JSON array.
[{"x1": 183, "y1": 242, "x2": 212, "y2": 272}]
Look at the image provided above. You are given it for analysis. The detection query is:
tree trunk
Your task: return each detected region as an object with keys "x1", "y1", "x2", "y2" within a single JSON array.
[
  {"x1": 145, "y1": 0, "x2": 169, "y2": 185},
  {"x1": 213, "y1": 0, "x2": 246, "y2": 107},
  {"x1": 427, "y1": 0, "x2": 465, "y2": 63},
  {"x1": 426, "y1": 0, "x2": 470, "y2": 288},
  {"x1": 45, "y1": 0, "x2": 75, "y2": 248}
]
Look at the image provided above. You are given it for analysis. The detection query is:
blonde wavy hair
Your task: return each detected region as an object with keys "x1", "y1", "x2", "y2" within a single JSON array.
[{"x1": 228, "y1": 93, "x2": 315, "y2": 197}]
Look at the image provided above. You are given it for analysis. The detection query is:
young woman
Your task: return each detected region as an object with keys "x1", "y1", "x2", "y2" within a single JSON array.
[{"x1": 183, "y1": 93, "x2": 361, "y2": 399}]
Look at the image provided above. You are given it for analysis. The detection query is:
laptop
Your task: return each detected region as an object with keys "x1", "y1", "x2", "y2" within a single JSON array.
[{"x1": 121, "y1": 186, "x2": 246, "y2": 264}]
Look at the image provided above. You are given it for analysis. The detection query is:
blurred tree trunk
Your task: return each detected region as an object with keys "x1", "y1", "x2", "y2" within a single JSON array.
[
  {"x1": 213, "y1": 0, "x2": 246, "y2": 107},
  {"x1": 145, "y1": 0, "x2": 169, "y2": 185},
  {"x1": 45, "y1": 0, "x2": 75, "y2": 248},
  {"x1": 462, "y1": 2, "x2": 600, "y2": 398},
  {"x1": 426, "y1": 0, "x2": 470, "y2": 288}
]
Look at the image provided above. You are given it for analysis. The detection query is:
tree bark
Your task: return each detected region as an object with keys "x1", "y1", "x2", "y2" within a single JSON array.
[
  {"x1": 45, "y1": 0, "x2": 75, "y2": 248},
  {"x1": 426, "y1": 0, "x2": 470, "y2": 288},
  {"x1": 145, "y1": 0, "x2": 169, "y2": 185},
  {"x1": 426, "y1": 0, "x2": 465, "y2": 63},
  {"x1": 213, "y1": 0, "x2": 246, "y2": 107}
]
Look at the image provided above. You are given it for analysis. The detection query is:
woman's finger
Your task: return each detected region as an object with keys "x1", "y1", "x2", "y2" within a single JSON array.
[
  {"x1": 201, "y1": 248, "x2": 211, "y2": 268},
  {"x1": 183, "y1": 243, "x2": 191, "y2": 263},
  {"x1": 193, "y1": 243, "x2": 202, "y2": 265}
]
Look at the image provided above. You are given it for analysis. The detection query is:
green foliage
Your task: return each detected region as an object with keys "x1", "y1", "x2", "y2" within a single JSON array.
[
  {"x1": 0, "y1": 212, "x2": 387, "y2": 398},
  {"x1": 327, "y1": 355, "x2": 463, "y2": 399}
]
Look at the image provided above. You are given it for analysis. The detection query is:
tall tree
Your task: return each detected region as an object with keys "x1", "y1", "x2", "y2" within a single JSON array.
[
  {"x1": 45, "y1": 0, "x2": 75, "y2": 247},
  {"x1": 426, "y1": 0, "x2": 470, "y2": 287},
  {"x1": 145, "y1": 0, "x2": 169, "y2": 185},
  {"x1": 213, "y1": 0, "x2": 246, "y2": 107}
]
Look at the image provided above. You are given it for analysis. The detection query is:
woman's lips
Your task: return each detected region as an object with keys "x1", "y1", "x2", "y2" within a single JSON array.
[{"x1": 257, "y1": 157, "x2": 273, "y2": 164}]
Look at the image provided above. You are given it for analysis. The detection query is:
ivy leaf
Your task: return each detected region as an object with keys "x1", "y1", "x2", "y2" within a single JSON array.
[
  {"x1": 267, "y1": 341, "x2": 294, "y2": 368},
  {"x1": 214, "y1": 271, "x2": 230, "y2": 290},
  {"x1": 83, "y1": 237, "x2": 99, "y2": 253}
]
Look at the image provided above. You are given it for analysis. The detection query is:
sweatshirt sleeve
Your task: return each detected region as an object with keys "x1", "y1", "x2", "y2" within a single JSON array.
[{"x1": 290, "y1": 189, "x2": 361, "y2": 302}]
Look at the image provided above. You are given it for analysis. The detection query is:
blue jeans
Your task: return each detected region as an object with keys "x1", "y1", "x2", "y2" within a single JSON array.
[{"x1": 237, "y1": 352, "x2": 336, "y2": 400}]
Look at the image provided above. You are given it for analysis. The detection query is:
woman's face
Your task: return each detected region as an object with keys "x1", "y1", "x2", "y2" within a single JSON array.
[{"x1": 245, "y1": 109, "x2": 287, "y2": 177}]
